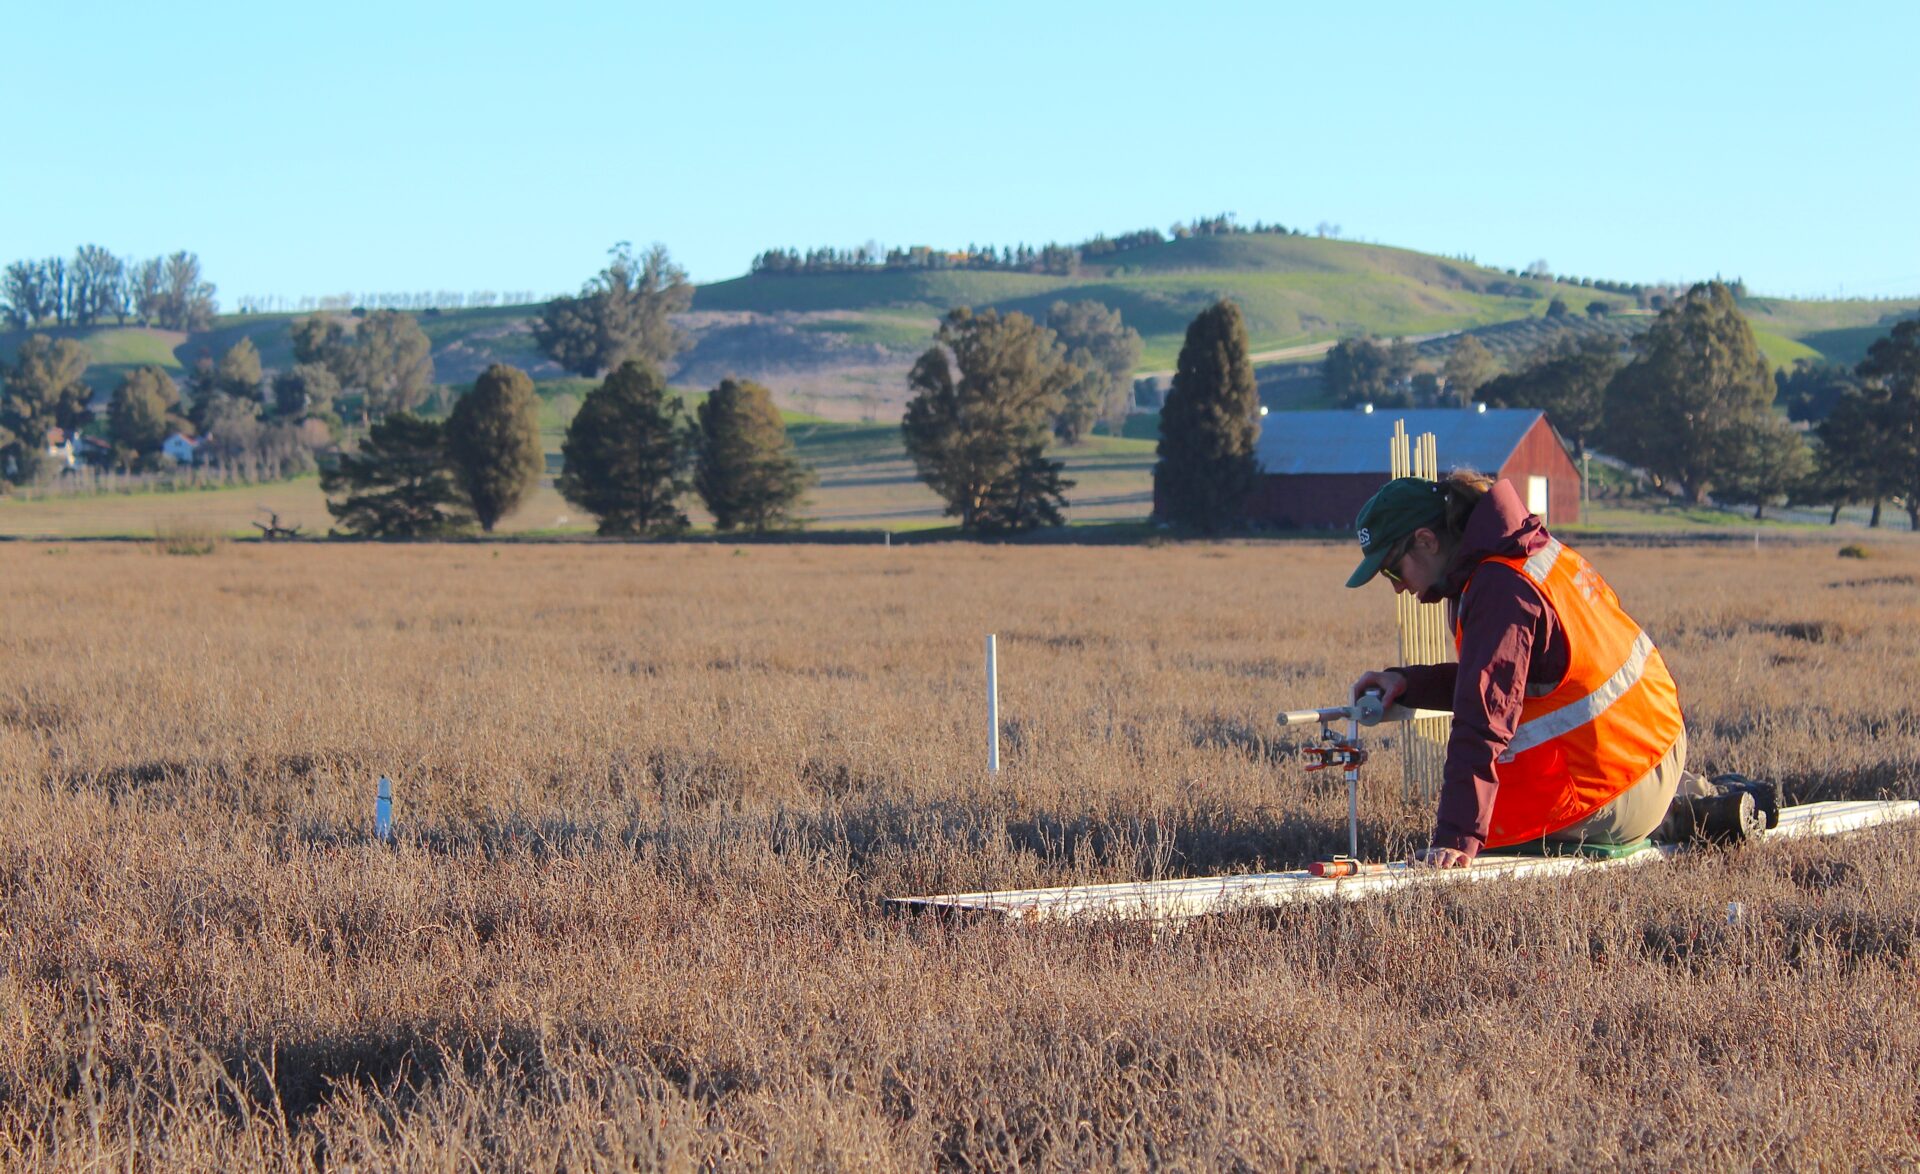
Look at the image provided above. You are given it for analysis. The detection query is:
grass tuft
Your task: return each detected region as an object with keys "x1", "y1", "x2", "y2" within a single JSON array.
[{"x1": 152, "y1": 516, "x2": 225, "y2": 555}]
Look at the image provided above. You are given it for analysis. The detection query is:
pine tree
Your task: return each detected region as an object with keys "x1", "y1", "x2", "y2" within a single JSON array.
[
  {"x1": 557, "y1": 361, "x2": 693, "y2": 536},
  {"x1": 321, "y1": 412, "x2": 473, "y2": 537},
  {"x1": 446, "y1": 363, "x2": 545, "y2": 532},
  {"x1": 694, "y1": 378, "x2": 814, "y2": 531},
  {"x1": 900, "y1": 307, "x2": 1077, "y2": 534},
  {"x1": 1155, "y1": 299, "x2": 1260, "y2": 530},
  {"x1": 1855, "y1": 320, "x2": 1920, "y2": 530},
  {"x1": 1601, "y1": 281, "x2": 1776, "y2": 503}
]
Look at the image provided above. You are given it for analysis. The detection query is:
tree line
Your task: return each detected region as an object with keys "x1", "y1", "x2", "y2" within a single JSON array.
[
  {"x1": 234, "y1": 291, "x2": 540, "y2": 315},
  {"x1": 0, "y1": 300, "x2": 450, "y2": 486},
  {"x1": 0, "y1": 334, "x2": 328, "y2": 486},
  {"x1": 748, "y1": 215, "x2": 1304, "y2": 278},
  {"x1": 322, "y1": 362, "x2": 812, "y2": 539},
  {"x1": 1320, "y1": 283, "x2": 1920, "y2": 526},
  {"x1": 2, "y1": 248, "x2": 217, "y2": 331},
  {"x1": 308, "y1": 243, "x2": 798, "y2": 538},
  {"x1": 895, "y1": 280, "x2": 1919, "y2": 538}
]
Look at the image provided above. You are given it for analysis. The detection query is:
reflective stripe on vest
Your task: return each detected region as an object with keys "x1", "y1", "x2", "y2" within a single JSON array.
[
  {"x1": 1521, "y1": 537, "x2": 1564, "y2": 583},
  {"x1": 1500, "y1": 628, "x2": 1657, "y2": 761}
]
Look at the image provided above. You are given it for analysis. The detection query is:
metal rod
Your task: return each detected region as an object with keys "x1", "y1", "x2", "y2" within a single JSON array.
[
  {"x1": 1345, "y1": 715, "x2": 1360, "y2": 858},
  {"x1": 986, "y1": 633, "x2": 999, "y2": 773}
]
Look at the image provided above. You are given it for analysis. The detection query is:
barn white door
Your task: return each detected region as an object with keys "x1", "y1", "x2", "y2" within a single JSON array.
[{"x1": 1527, "y1": 475, "x2": 1549, "y2": 518}]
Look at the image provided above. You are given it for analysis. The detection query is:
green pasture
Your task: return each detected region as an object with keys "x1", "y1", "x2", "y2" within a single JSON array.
[
  {"x1": 1750, "y1": 328, "x2": 1823, "y2": 369},
  {"x1": 3, "y1": 237, "x2": 1914, "y2": 416}
]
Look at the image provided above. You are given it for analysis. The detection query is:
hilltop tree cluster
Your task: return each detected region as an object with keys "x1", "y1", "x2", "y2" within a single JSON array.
[
  {"x1": 749, "y1": 216, "x2": 1304, "y2": 279},
  {"x1": 234, "y1": 290, "x2": 538, "y2": 315},
  {"x1": 1, "y1": 248, "x2": 217, "y2": 331}
]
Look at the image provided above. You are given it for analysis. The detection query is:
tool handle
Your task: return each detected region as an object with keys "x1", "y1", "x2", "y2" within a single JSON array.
[
  {"x1": 1277, "y1": 699, "x2": 1452, "y2": 727},
  {"x1": 1277, "y1": 705, "x2": 1356, "y2": 727}
]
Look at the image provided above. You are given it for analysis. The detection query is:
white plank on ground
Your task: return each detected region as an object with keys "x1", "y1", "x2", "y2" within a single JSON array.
[{"x1": 888, "y1": 800, "x2": 1920, "y2": 924}]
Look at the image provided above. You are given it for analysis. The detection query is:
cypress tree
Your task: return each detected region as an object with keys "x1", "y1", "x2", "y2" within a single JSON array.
[
  {"x1": 557, "y1": 360, "x2": 692, "y2": 536},
  {"x1": 694, "y1": 378, "x2": 814, "y2": 531},
  {"x1": 1155, "y1": 299, "x2": 1260, "y2": 530},
  {"x1": 446, "y1": 363, "x2": 545, "y2": 532}
]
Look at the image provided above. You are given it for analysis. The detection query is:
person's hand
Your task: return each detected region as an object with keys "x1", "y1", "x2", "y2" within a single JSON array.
[
  {"x1": 1408, "y1": 847, "x2": 1472, "y2": 869},
  {"x1": 1349, "y1": 669, "x2": 1408, "y2": 708}
]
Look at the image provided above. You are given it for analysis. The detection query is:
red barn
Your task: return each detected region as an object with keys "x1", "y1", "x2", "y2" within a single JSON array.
[{"x1": 1243, "y1": 407, "x2": 1581, "y2": 530}]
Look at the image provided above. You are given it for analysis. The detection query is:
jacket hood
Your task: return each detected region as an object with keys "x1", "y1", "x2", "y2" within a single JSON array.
[{"x1": 1423, "y1": 478, "x2": 1551, "y2": 604}]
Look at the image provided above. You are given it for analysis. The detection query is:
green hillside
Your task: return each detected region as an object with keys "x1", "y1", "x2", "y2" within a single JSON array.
[
  {"x1": 3, "y1": 237, "x2": 1916, "y2": 411},
  {"x1": 697, "y1": 235, "x2": 1620, "y2": 367},
  {"x1": 1742, "y1": 296, "x2": 1920, "y2": 366}
]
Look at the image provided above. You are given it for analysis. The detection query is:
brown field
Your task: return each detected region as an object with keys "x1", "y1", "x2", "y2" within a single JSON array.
[{"x1": 3, "y1": 536, "x2": 1919, "y2": 1169}]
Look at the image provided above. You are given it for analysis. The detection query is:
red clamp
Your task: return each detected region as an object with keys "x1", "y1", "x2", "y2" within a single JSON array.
[{"x1": 1300, "y1": 743, "x2": 1368, "y2": 773}]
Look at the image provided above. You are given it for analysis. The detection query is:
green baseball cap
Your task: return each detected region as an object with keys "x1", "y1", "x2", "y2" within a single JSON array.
[{"x1": 1345, "y1": 477, "x2": 1448, "y2": 588}]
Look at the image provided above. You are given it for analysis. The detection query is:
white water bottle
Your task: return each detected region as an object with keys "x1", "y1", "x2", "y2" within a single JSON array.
[{"x1": 375, "y1": 777, "x2": 393, "y2": 842}]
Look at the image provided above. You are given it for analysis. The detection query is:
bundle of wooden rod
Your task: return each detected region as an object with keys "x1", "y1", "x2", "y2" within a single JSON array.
[{"x1": 1389, "y1": 419, "x2": 1452, "y2": 803}]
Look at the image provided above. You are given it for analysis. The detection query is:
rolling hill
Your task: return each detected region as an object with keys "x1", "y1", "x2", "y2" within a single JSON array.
[{"x1": 2, "y1": 234, "x2": 1915, "y2": 419}]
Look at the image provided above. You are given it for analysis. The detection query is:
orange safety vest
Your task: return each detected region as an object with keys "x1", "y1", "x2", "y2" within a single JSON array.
[{"x1": 1456, "y1": 538, "x2": 1685, "y2": 847}]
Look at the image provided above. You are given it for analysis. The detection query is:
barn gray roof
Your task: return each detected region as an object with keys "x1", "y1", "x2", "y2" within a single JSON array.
[{"x1": 1254, "y1": 408, "x2": 1549, "y2": 476}]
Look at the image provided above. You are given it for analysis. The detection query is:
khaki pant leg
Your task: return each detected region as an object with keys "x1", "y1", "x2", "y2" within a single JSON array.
[{"x1": 1547, "y1": 727, "x2": 1693, "y2": 845}]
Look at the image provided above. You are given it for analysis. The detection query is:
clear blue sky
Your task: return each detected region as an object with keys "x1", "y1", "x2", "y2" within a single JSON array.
[{"x1": 5, "y1": 0, "x2": 1915, "y2": 304}]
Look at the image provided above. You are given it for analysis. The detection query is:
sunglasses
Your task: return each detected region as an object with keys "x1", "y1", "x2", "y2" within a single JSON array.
[{"x1": 1378, "y1": 535, "x2": 1416, "y2": 584}]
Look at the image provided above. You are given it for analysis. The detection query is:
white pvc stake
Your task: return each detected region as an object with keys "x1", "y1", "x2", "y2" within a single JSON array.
[
  {"x1": 375, "y1": 776, "x2": 393, "y2": 842},
  {"x1": 986, "y1": 634, "x2": 1000, "y2": 773}
]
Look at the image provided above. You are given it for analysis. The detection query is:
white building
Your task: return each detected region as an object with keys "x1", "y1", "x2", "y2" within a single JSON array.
[{"x1": 162, "y1": 433, "x2": 201, "y2": 465}]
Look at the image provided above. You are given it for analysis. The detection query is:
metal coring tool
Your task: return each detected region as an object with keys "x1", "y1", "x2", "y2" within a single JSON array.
[{"x1": 1277, "y1": 690, "x2": 1447, "y2": 867}]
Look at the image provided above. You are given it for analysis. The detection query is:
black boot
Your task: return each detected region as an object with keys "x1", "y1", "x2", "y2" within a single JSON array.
[
  {"x1": 1655, "y1": 787, "x2": 1762, "y2": 845},
  {"x1": 1712, "y1": 772, "x2": 1782, "y2": 829}
]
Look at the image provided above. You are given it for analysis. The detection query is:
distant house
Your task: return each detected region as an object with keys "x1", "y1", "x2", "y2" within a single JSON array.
[
  {"x1": 162, "y1": 433, "x2": 202, "y2": 466},
  {"x1": 74, "y1": 434, "x2": 114, "y2": 469},
  {"x1": 43, "y1": 428, "x2": 75, "y2": 471},
  {"x1": 1243, "y1": 407, "x2": 1580, "y2": 530}
]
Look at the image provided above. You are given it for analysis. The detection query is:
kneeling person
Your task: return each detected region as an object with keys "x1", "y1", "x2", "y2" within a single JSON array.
[{"x1": 1345, "y1": 473, "x2": 1767, "y2": 869}]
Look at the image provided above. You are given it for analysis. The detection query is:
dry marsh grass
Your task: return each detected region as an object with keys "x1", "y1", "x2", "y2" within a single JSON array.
[{"x1": 2, "y1": 537, "x2": 1918, "y2": 1169}]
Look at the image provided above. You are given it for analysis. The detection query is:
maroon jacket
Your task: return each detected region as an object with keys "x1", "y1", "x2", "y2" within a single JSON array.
[{"x1": 1389, "y1": 480, "x2": 1569, "y2": 858}]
